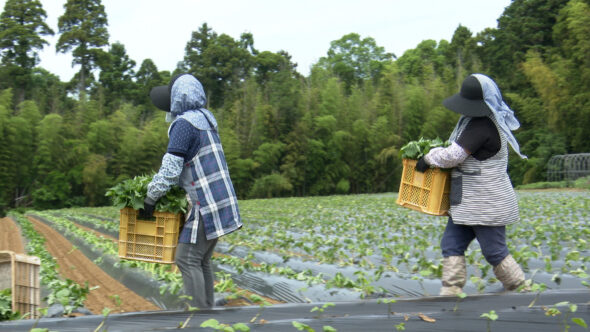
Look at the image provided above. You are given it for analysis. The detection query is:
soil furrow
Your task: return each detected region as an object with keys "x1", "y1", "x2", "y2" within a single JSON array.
[{"x1": 0, "y1": 217, "x2": 25, "y2": 254}]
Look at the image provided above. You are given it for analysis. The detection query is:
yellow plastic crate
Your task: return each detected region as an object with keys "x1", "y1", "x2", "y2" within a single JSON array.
[
  {"x1": 118, "y1": 208, "x2": 184, "y2": 264},
  {"x1": 396, "y1": 159, "x2": 451, "y2": 216},
  {"x1": 0, "y1": 251, "x2": 41, "y2": 319}
]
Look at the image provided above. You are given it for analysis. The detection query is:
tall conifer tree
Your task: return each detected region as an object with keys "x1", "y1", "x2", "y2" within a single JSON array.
[
  {"x1": 0, "y1": 0, "x2": 54, "y2": 102},
  {"x1": 56, "y1": 0, "x2": 109, "y2": 96}
]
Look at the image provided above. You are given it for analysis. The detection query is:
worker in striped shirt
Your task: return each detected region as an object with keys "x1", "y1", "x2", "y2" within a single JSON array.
[{"x1": 417, "y1": 74, "x2": 527, "y2": 295}]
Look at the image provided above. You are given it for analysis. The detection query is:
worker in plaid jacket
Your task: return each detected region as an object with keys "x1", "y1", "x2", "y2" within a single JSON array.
[{"x1": 142, "y1": 73, "x2": 242, "y2": 308}]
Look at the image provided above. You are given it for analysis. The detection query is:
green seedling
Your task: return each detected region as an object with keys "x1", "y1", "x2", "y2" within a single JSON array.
[
  {"x1": 569, "y1": 268, "x2": 589, "y2": 288},
  {"x1": 310, "y1": 302, "x2": 335, "y2": 319},
  {"x1": 378, "y1": 298, "x2": 397, "y2": 318},
  {"x1": 544, "y1": 301, "x2": 588, "y2": 332},
  {"x1": 249, "y1": 294, "x2": 270, "y2": 324},
  {"x1": 527, "y1": 282, "x2": 546, "y2": 307},
  {"x1": 480, "y1": 310, "x2": 498, "y2": 332},
  {"x1": 201, "y1": 318, "x2": 250, "y2": 331},
  {"x1": 93, "y1": 307, "x2": 111, "y2": 332},
  {"x1": 292, "y1": 321, "x2": 315, "y2": 332},
  {"x1": 178, "y1": 295, "x2": 199, "y2": 312},
  {"x1": 110, "y1": 294, "x2": 122, "y2": 307},
  {"x1": 178, "y1": 313, "x2": 194, "y2": 329},
  {"x1": 470, "y1": 276, "x2": 486, "y2": 293},
  {"x1": 453, "y1": 292, "x2": 467, "y2": 312},
  {"x1": 29, "y1": 307, "x2": 49, "y2": 331}
]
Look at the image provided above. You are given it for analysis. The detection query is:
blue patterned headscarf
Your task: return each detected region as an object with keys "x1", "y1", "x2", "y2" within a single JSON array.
[
  {"x1": 166, "y1": 74, "x2": 217, "y2": 131},
  {"x1": 474, "y1": 73, "x2": 527, "y2": 159}
]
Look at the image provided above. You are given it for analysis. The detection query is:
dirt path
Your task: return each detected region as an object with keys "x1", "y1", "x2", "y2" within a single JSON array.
[
  {"x1": 27, "y1": 216, "x2": 160, "y2": 314},
  {"x1": 0, "y1": 217, "x2": 25, "y2": 253}
]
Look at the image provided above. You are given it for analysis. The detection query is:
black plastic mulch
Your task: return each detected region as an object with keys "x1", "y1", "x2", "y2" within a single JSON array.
[{"x1": 1, "y1": 289, "x2": 589, "y2": 331}]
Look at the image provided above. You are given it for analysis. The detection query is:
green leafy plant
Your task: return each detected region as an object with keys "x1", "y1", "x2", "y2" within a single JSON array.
[
  {"x1": 310, "y1": 302, "x2": 335, "y2": 319},
  {"x1": 201, "y1": 318, "x2": 250, "y2": 331},
  {"x1": 248, "y1": 294, "x2": 271, "y2": 324},
  {"x1": 45, "y1": 279, "x2": 92, "y2": 315},
  {"x1": 0, "y1": 288, "x2": 21, "y2": 321},
  {"x1": 544, "y1": 301, "x2": 588, "y2": 332},
  {"x1": 378, "y1": 298, "x2": 397, "y2": 318},
  {"x1": 292, "y1": 321, "x2": 315, "y2": 332},
  {"x1": 527, "y1": 282, "x2": 547, "y2": 307},
  {"x1": 105, "y1": 174, "x2": 188, "y2": 214},
  {"x1": 400, "y1": 137, "x2": 449, "y2": 160},
  {"x1": 93, "y1": 307, "x2": 111, "y2": 332},
  {"x1": 480, "y1": 310, "x2": 498, "y2": 332},
  {"x1": 453, "y1": 292, "x2": 467, "y2": 312}
]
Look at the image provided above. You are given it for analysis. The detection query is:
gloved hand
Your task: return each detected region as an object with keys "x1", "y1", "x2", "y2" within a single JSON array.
[
  {"x1": 138, "y1": 198, "x2": 156, "y2": 219},
  {"x1": 415, "y1": 156, "x2": 430, "y2": 173}
]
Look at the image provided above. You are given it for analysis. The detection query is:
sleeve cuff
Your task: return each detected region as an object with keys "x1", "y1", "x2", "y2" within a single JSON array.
[{"x1": 144, "y1": 196, "x2": 157, "y2": 205}]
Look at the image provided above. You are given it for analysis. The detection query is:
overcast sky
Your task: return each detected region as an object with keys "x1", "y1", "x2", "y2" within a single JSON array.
[{"x1": 0, "y1": 0, "x2": 512, "y2": 81}]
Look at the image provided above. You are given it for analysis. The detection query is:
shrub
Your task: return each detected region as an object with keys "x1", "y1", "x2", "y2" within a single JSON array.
[
  {"x1": 248, "y1": 173, "x2": 293, "y2": 198},
  {"x1": 574, "y1": 176, "x2": 590, "y2": 190}
]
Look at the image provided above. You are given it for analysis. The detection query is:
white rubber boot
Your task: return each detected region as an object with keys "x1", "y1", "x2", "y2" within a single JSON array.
[
  {"x1": 440, "y1": 256, "x2": 467, "y2": 296},
  {"x1": 493, "y1": 254, "x2": 525, "y2": 291}
]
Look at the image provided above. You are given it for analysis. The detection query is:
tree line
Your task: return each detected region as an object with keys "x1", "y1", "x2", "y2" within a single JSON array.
[{"x1": 1, "y1": 0, "x2": 589, "y2": 215}]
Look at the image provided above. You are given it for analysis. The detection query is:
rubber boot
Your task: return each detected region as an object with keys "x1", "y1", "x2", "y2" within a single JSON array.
[
  {"x1": 493, "y1": 254, "x2": 525, "y2": 291},
  {"x1": 440, "y1": 256, "x2": 466, "y2": 296}
]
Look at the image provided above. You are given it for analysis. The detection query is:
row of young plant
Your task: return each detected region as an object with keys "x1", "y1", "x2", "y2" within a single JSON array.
[
  {"x1": 3, "y1": 213, "x2": 92, "y2": 320},
  {"x1": 219, "y1": 192, "x2": 589, "y2": 291},
  {"x1": 58, "y1": 190, "x2": 590, "y2": 298},
  {"x1": 32, "y1": 211, "x2": 381, "y2": 303},
  {"x1": 29, "y1": 210, "x2": 187, "y2": 297},
  {"x1": 38, "y1": 210, "x2": 385, "y2": 299}
]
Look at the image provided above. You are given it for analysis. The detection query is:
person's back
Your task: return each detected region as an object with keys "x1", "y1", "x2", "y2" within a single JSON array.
[{"x1": 142, "y1": 73, "x2": 242, "y2": 308}]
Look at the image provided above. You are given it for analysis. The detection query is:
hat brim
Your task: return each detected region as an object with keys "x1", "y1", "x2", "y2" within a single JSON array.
[
  {"x1": 149, "y1": 85, "x2": 171, "y2": 111},
  {"x1": 443, "y1": 93, "x2": 491, "y2": 117}
]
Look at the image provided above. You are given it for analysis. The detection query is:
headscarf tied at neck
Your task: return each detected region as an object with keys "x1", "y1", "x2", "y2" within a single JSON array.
[
  {"x1": 473, "y1": 73, "x2": 527, "y2": 159},
  {"x1": 166, "y1": 74, "x2": 218, "y2": 131}
]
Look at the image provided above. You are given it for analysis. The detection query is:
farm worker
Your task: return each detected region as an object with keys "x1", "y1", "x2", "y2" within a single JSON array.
[
  {"x1": 416, "y1": 73, "x2": 527, "y2": 295},
  {"x1": 141, "y1": 73, "x2": 242, "y2": 308}
]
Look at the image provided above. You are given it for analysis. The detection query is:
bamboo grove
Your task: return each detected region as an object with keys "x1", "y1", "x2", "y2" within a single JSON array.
[{"x1": 1, "y1": 0, "x2": 589, "y2": 214}]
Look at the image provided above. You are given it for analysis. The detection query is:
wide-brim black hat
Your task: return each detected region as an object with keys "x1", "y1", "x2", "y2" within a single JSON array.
[
  {"x1": 442, "y1": 75, "x2": 492, "y2": 117},
  {"x1": 149, "y1": 74, "x2": 186, "y2": 111}
]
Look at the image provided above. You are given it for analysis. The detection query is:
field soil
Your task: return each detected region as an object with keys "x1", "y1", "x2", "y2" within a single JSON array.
[
  {"x1": 66, "y1": 218, "x2": 282, "y2": 307},
  {"x1": 27, "y1": 216, "x2": 160, "y2": 314},
  {"x1": 0, "y1": 217, "x2": 25, "y2": 254}
]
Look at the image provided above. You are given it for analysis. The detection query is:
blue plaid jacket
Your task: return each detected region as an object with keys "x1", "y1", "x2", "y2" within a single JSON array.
[
  {"x1": 178, "y1": 124, "x2": 242, "y2": 242},
  {"x1": 147, "y1": 74, "x2": 241, "y2": 243}
]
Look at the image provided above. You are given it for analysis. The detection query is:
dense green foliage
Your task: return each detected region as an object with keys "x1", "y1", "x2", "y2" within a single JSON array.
[
  {"x1": 400, "y1": 138, "x2": 448, "y2": 160},
  {"x1": 1, "y1": 0, "x2": 589, "y2": 215},
  {"x1": 105, "y1": 175, "x2": 188, "y2": 213},
  {"x1": 0, "y1": 288, "x2": 20, "y2": 321}
]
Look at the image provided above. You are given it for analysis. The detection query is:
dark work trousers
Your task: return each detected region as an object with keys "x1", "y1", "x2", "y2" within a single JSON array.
[
  {"x1": 440, "y1": 217, "x2": 509, "y2": 266},
  {"x1": 175, "y1": 217, "x2": 218, "y2": 308}
]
